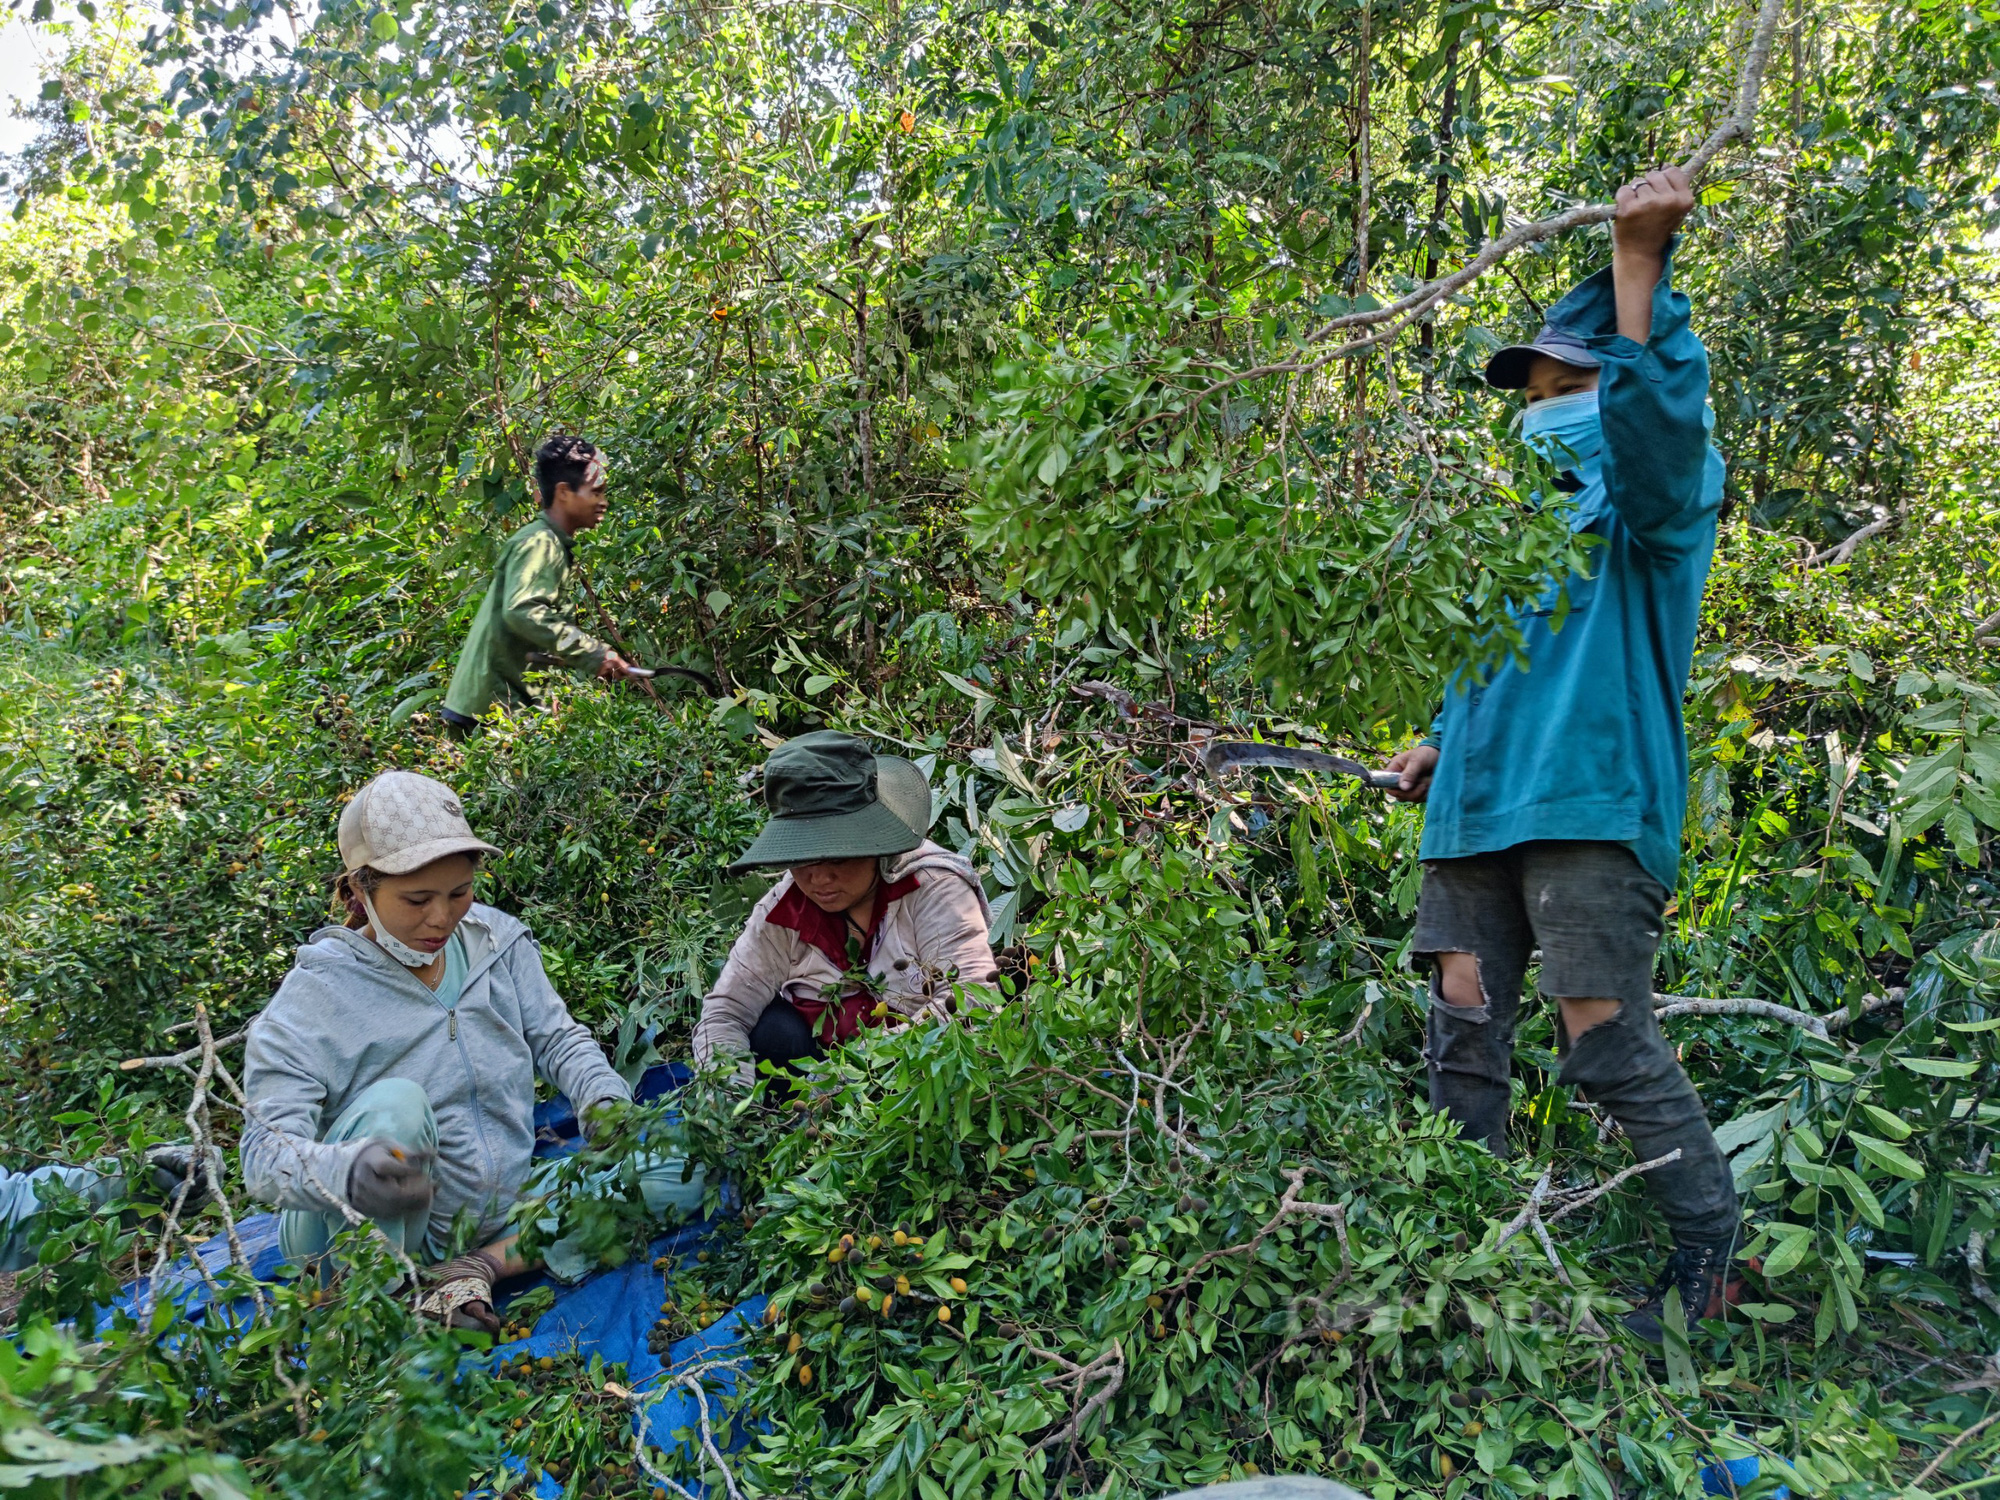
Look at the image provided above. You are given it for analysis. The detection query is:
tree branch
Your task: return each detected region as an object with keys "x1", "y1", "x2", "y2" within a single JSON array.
[
  {"x1": 1116, "y1": 0, "x2": 1789, "y2": 434},
  {"x1": 1651, "y1": 989, "x2": 1902, "y2": 1040},
  {"x1": 1804, "y1": 500, "x2": 1906, "y2": 567}
]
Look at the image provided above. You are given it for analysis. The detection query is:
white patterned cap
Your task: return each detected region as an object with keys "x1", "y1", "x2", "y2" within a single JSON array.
[{"x1": 337, "y1": 771, "x2": 500, "y2": 877}]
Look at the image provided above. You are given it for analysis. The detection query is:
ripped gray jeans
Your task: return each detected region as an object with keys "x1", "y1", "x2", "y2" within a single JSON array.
[{"x1": 1413, "y1": 840, "x2": 1739, "y2": 1250}]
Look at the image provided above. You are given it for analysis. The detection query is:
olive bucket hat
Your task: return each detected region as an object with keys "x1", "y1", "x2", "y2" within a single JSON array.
[{"x1": 728, "y1": 731, "x2": 928, "y2": 873}]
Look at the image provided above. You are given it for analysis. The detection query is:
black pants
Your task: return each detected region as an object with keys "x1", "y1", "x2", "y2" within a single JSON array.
[
  {"x1": 1413, "y1": 840, "x2": 1739, "y2": 1249},
  {"x1": 748, "y1": 999, "x2": 824, "y2": 1077},
  {"x1": 438, "y1": 707, "x2": 481, "y2": 740}
]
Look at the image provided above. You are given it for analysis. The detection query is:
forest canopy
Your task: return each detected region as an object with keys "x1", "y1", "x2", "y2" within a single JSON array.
[{"x1": 0, "y1": 0, "x2": 1997, "y2": 1495}]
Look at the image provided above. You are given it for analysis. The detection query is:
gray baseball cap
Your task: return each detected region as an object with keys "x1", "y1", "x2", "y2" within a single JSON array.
[
  {"x1": 1483, "y1": 326, "x2": 1602, "y2": 390},
  {"x1": 337, "y1": 771, "x2": 500, "y2": 876}
]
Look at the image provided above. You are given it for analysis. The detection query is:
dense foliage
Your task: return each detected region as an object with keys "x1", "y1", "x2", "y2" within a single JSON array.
[{"x1": 0, "y1": 0, "x2": 1996, "y2": 1494}]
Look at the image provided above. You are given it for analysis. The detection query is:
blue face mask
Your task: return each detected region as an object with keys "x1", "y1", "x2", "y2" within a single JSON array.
[{"x1": 1517, "y1": 388, "x2": 1603, "y2": 476}]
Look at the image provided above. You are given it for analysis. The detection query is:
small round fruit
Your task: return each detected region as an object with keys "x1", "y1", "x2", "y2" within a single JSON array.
[
  {"x1": 1041, "y1": 1226, "x2": 1059, "y2": 1244},
  {"x1": 809, "y1": 1281, "x2": 828, "y2": 1298},
  {"x1": 1125, "y1": 1214, "x2": 1145, "y2": 1232},
  {"x1": 787, "y1": 1333, "x2": 802, "y2": 1353},
  {"x1": 1177, "y1": 1194, "x2": 1195, "y2": 1213},
  {"x1": 949, "y1": 1277, "x2": 967, "y2": 1295},
  {"x1": 866, "y1": 1235, "x2": 883, "y2": 1251},
  {"x1": 874, "y1": 1275, "x2": 896, "y2": 1292},
  {"x1": 798, "y1": 1363, "x2": 813, "y2": 1386},
  {"x1": 1448, "y1": 1392, "x2": 1469, "y2": 1409},
  {"x1": 893, "y1": 1230, "x2": 908, "y2": 1246},
  {"x1": 1146, "y1": 1294, "x2": 1164, "y2": 1310},
  {"x1": 838, "y1": 1296, "x2": 858, "y2": 1316},
  {"x1": 938, "y1": 1305, "x2": 952, "y2": 1323},
  {"x1": 827, "y1": 1247, "x2": 846, "y2": 1263},
  {"x1": 894, "y1": 1276, "x2": 910, "y2": 1295},
  {"x1": 880, "y1": 1295, "x2": 894, "y2": 1317},
  {"x1": 1453, "y1": 1231, "x2": 1470, "y2": 1253}
]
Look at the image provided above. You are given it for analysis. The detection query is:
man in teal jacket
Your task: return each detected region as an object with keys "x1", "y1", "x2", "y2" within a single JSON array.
[{"x1": 1382, "y1": 168, "x2": 1741, "y2": 1345}]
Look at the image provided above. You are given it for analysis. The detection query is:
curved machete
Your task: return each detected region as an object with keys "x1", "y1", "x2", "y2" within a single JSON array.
[{"x1": 1201, "y1": 740, "x2": 1406, "y2": 791}]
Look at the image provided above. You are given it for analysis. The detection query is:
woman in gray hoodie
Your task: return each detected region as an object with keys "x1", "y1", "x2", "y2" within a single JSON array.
[{"x1": 241, "y1": 771, "x2": 631, "y2": 1329}]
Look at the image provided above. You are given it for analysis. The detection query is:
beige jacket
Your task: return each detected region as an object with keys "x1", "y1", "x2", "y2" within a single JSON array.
[{"x1": 693, "y1": 841, "x2": 999, "y2": 1080}]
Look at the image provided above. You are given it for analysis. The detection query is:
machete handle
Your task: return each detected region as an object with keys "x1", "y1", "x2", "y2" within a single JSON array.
[{"x1": 1361, "y1": 769, "x2": 1408, "y2": 790}]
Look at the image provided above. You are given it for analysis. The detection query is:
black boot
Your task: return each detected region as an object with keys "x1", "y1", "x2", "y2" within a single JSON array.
[{"x1": 1622, "y1": 1243, "x2": 1746, "y2": 1345}]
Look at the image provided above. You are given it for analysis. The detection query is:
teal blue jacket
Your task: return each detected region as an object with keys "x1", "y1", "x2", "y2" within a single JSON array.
[{"x1": 1419, "y1": 255, "x2": 1725, "y2": 891}]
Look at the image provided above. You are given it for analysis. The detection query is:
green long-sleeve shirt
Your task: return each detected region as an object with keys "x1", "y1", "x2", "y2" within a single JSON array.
[{"x1": 443, "y1": 515, "x2": 609, "y2": 720}]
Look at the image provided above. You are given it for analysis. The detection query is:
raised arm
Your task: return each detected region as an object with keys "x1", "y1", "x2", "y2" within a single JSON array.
[{"x1": 1593, "y1": 169, "x2": 1720, "y2": 562}]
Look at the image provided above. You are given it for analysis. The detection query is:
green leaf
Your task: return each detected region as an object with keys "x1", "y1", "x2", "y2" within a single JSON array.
[
  {"x1": 1759, "y1": 1226, "x2": 1815, "y2": 1279},
  {"x1": 1896, "y1": 1056, "x2": 1978, "y2": 1078},
  {"x1": 1834, "y1": 1166, "x2": 1884, "y2": 1229},
  {"x1": 369, "y1": 10, "x2": 400, "y2": 40},
  {"x1": 802, "y1": 674, "x2": 836, "y2": 696},
  {"x1": 1859, "y1": 1104, "x2": 1912, "y2": 1140},
  {"x1": 1659, "y1": 1287, "x2": 1698, "y2": 1392},
  {"x1": 1849, "y1": 1132, "x2": 1927, "y2": 1180},
  {"x1": 939, "y1": 671, "x2": 993, "y2": 702},
  {"x1": 388, "y1": 687, "x2": 441, "y2": 726},
  {"x1": 1734, "y1": 1302, "x2": 1796, "y2": 1323}
]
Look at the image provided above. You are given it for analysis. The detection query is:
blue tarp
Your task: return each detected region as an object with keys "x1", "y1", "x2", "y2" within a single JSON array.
[{"x1": 121, "y1": 1065, "x2": 759, "y2": 1497}]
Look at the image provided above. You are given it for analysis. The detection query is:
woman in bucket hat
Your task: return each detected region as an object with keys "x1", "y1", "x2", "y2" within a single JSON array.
[
  {"x1": 241, "y1": 771, "x2": 653, "y2": 1330},
  {"x1": 693, "y1": 732, "x2": 1001, "y2": 1085}
]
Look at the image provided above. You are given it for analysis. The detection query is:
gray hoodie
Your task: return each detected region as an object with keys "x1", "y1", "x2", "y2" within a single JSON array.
[{"x1": 241, "y1": 903, "x2": 630, "y2": 1244}]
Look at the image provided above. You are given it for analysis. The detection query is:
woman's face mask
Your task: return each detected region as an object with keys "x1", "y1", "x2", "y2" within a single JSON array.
[{"x1": 1517, "y1": 388, "x2": 1603, "y2": 478}]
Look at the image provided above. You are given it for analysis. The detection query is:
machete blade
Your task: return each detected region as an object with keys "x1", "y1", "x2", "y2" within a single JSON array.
[{"x1": 1200, "y1": 740, "x2": 1405, "y2": 790}]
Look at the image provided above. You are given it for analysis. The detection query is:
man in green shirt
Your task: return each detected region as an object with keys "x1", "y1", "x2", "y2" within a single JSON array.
[{"x1": 440, "y1": 435, "x2": 632, "y2": 733}]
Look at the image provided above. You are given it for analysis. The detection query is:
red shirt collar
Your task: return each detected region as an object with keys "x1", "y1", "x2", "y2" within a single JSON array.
[{"x1": 768, "y1": 870, "x2": 921, "y2": 970}]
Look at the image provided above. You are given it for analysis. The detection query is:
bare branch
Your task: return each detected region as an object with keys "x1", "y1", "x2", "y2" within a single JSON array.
[
  {"x1": 1805, "y1": 501, "x2": 1905, "y2": 567},
  {"x1": 120, "y1": 1030, "x2": 248, "y2": 1072},
  {"x1": 1652, "y1": 989, "x2": 1901, "y2": 1039},
  {"x1": 1118, "y1": 0, "x2": 1789, "y2": 431},
  {"x1": 621, "y1": 1353, "x2": 751, "y2": 1500},
  {"x1": 1023, "y1": 1339, "x2": 1126, "y2": 1457},
  {"x1": 1911, "y1": 1407, "x2": 2000, "y2": 1488},
  {"x1": 1542, "y1": 1151, "x2": 1686, "y2": 1229}
]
